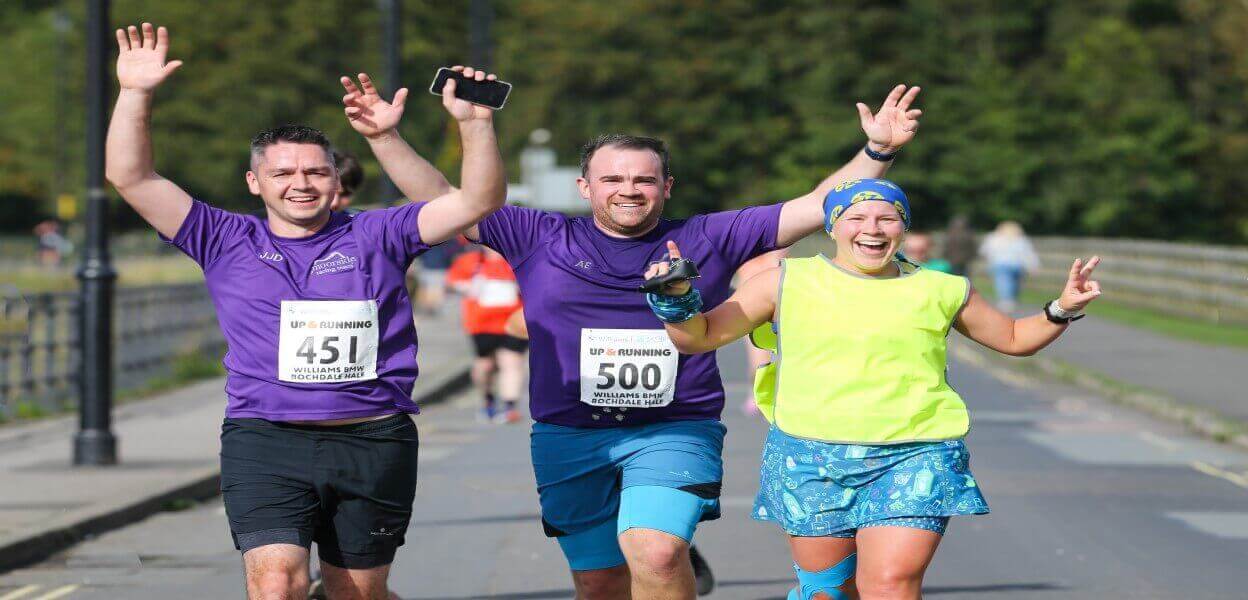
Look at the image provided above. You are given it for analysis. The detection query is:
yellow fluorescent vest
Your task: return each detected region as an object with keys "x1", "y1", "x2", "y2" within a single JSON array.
[{"x1": 753, "y1": 255, "x2": 971, "y2": 444}]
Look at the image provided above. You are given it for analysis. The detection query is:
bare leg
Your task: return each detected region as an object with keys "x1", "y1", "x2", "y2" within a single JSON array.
[
  {"x1": 495, "y1": 347, "x2": 527, "y2": 421},
  {"x1": 618, "y1": 528, "x2": 695, "y2": 600},
  {"x1": 854, "y1": 526, "x2": 942, "y2": 600},
  {"x1": 470, "y1": 354, "x2": 497, "y2": 418},
  {"x1": 242, "y1": 543, "x2": 310, "y2": 600},
  {"x1": 320, "y1": 560, "x2": 398, "y2": 600},
  {"x1": 571, "y1": 564, "x2": 631, "y2": 600}
]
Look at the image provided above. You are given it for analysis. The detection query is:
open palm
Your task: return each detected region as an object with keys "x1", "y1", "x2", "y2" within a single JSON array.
[
  {"x1": 115, "y1": 23, "x2": 182, "y2": 91},
  {"x1": 857, "y1": 85, "x2": 922, "y2": 152},
  {"x1": 341, "y1": 73, "x2": 408, "y2": 138}
]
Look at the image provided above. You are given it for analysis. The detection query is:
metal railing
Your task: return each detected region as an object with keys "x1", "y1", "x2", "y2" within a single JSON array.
[
  {"x1": 794, "y1": 233, "x2": 1248, "y2": 325},
  {"x1": 0, "y1": 283, "x2": 223, "y2": 420},
  {"x1": 1022, "y1": 237, "x2": 1248, "y2": 325}
]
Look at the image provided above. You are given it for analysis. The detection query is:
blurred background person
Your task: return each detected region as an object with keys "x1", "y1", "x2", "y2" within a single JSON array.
[
  {"x1": 902, "y1": 230, "x2": 953, "y2": 273},
  {"x1": 414, "y1": 237, "x2": 465, "y2": 316},
  {"x1": 943, "y1": 214, "x2": 977, "y2": 276},
  {"x1": 447, "y1": 243, "x2": 527, "y2": 424},
  {"x1": 735, "y1": 248, "x2": 789, "y2": 416},
  {"x1": 32, "y1": 220, "x2": 72, "y2": 267},
  {"x1": 980, "y1": 220, "x2": 1040, "y2": 312},
  {"x1": 330, "y1": 150, "x2": 364, "y2": 212}
]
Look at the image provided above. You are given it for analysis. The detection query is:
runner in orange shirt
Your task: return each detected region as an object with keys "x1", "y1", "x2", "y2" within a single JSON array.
[{"x1": 447, "y1": 244, "x2": 527, "y2": 424}]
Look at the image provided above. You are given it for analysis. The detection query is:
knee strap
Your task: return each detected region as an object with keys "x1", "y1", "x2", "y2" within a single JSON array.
[{"x1": 787, "y1": 553, "x2": 856, "y2": 600}]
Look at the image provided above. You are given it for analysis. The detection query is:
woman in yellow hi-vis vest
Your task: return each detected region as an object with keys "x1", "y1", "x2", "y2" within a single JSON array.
[{"x1": 641, "y1": 179, "x2": 1102, "y2": 600}]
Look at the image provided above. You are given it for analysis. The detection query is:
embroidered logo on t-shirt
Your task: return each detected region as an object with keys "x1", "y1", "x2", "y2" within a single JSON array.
[
  {"x1": 258, "y1": 250, "x2": 284, "y2": 262},
  {"x1": 575, "y1": 260, "x2": 593, "y2": 270},
  {"x1": 311, "y1": 251, "x2": 358, "y2": 276}
]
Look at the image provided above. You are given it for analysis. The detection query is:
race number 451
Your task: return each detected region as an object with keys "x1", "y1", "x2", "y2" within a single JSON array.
[
  {"x1": 294, "y1": 335, "x2": 361, "y2": 365},
  {"x1": 278, "y1": 300, "x2": 379, "y2": 383}
]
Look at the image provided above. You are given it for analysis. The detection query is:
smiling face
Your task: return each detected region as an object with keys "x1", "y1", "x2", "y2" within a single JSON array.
[
  {"x1": 245, "y1": 142, "x2": 338, "y2": 235},
  {"x1": 831, "y1": 201, "x2": 907, "y2": 274},
  {"x1": 576, "y1": 145, "x2": 672, "y2": 238}
]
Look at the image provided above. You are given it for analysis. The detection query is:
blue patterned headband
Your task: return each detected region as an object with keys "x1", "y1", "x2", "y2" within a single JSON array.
[{"x1": 823, "y1": 178, "x2": 911, "y2": 232}]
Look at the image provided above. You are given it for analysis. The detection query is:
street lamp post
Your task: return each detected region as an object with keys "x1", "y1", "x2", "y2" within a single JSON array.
[{"x1": 74, "y1": 0, "x2": 117, "y2": 466}]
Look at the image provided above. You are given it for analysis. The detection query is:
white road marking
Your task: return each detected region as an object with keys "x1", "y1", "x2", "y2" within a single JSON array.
[
  {"x1": 31, "y1": 586, "x2": 77, "y2": 600},
  {"x1": 1190, "y1": 461, "x2": 1248, "y2": 489},
  {"x1": 0, "y1": 585, "x2": 41, "y2": 600}
]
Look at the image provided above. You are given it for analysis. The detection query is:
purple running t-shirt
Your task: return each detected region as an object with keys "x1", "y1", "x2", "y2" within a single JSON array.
[
  {"x1": 165, "y1": 200, "x2": 429, "y2": 420},
  {"x1": 477, "y1": 203, "x2": 783, "y2": 427}
]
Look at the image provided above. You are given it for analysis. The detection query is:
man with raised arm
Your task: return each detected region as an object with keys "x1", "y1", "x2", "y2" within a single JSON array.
[
  {"x1": 105, "y1": 23, "x2": 505, "y2": 600},
  {"x1": 347, "y1": 62, "x2": 921, "y2": 600},
  {"x1": 358, "y1": 80, "x2": 921, "y2": 600}
]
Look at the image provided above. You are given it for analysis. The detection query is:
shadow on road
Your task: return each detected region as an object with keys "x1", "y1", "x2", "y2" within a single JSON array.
[
  {"x1": 751, "y1": 581, "x2": 1063, "y2": 600},
  {"x1": 407, "y1": 512, "x2": 541, "y2": 527},
  {"x1": 410, "y1": 590, "x2": 574, "y2": 600},
  {"x1": 926, "y1": 582, "x2": 1065, "y2": 594}
]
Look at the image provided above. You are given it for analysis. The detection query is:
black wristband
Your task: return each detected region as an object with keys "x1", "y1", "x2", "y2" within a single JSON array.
[
  {"x1": 1043, "y1": 300, "x2": 1085, "y2": 324},
  {"x1": 863, "y1": 144, "x2": 898, "y2": 162}
]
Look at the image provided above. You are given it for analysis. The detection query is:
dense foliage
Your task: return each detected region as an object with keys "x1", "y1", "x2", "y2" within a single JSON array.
[{"x1": 1, "y1": 0, "x2": 1244, "y2": 242}]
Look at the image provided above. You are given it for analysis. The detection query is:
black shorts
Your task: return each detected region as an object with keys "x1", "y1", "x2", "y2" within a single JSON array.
[
  {"x1": 220, "y1": 414, "x2": 419, "y2": 569},
  {"x1": 470, "y1": 333, "x2": 529, "y2": 357}
]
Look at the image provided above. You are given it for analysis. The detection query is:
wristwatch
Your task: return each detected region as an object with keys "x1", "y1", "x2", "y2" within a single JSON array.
[
  {"x1": 1043, "y1": 300, "x2": 1085, "y2": 324},
  {"x1": 863, "y1": 144, "x2": 897, "y2": 162}
]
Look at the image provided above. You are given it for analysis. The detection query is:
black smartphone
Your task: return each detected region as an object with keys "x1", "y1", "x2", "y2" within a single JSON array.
[{"x1": 428, "y1": 67, "x2": 512, "y2": 110}]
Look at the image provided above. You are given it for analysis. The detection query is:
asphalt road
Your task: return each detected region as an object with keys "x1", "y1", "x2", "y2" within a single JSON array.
[{"x1": 2, "y1": 340, "x2": 1246, "y2": 599}]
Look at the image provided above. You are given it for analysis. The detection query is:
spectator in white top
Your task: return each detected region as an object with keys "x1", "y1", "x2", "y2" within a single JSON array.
[{"x1": 979, "y1": 220, "x2": 1040, "y2": 312}]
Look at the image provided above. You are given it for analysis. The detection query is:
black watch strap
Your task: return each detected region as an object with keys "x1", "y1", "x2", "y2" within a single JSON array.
[{"x1": 1043, "y1": 300, "x2": 1085, "y2": 324}]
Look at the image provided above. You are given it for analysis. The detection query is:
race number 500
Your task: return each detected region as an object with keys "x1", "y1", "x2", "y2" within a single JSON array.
[
  {"x1": 593, "y1": 362, "x2": 663, "y2": 391},
  {"x1": 579, "y1": 328, "x2": 678, "y2": 408}
]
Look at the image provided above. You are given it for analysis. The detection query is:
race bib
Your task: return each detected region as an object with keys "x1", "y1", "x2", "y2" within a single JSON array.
[
  {"x1": 579, "y1": 328, "x2": 678, "y2": 408},
  {"x1": 278, "y1": 300, "x2": 379, "y2": 383},
  {"x1": 475, "y1": 278, "x2": 519, "y2": 308}
]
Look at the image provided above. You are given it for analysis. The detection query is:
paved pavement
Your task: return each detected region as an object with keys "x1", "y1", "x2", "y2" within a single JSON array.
[
  {"x1": 2, "y1": 340, "x2": 1246, "y2": 598},
  {"x1": 0, "y1": 309, "x2": 469, "y2": 574},
  {"x1": 1031, "y1": 313, "x2": 1248, "y2": 422}
]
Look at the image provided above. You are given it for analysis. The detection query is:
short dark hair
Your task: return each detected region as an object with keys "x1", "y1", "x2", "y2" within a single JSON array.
[
  {"x1": 579, "y1": 134, "x2": 670, "y2": 179},
  {"x1": 332, "y1": 150, "x2": 364, "y2": 195},
  {"x1": 249, "y1": 124, "x2": 334, "y2": 168}
]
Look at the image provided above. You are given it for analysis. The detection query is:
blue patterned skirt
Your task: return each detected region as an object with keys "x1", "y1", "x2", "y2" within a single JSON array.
[{"x1": 753, "y1": 426, "x2": 989, "y2": 537}]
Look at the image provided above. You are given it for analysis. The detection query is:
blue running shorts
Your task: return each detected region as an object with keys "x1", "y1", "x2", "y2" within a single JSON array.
[
  {"x1": 531, "y1": 419, "x2": 725, "y2": 571},
  {"x1": 753, "y1": 426, "x2": 989, "y2": 537}
]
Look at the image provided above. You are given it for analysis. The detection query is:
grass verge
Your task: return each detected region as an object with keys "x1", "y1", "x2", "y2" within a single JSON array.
[{"x1": 0, "y1": 351, "x2": 223, "y2": 426}]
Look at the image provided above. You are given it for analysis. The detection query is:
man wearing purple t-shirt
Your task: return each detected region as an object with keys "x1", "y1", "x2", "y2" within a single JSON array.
[
  {"x1": 371, "y1": 77, "x2": 923, "y2": 596},
  {"x1": 104, "y1": 23, "x2": 505, "y2": 600}
]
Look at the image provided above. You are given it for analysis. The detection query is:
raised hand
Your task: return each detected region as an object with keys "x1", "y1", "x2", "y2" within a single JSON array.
[
  {"x1": 1058, "y1": 256, "x2": 1103, "y2": 312},
  {"x1": 438, "y1": 66, "x2": 499, "y2": 123},
  {"x1": 115, "y1": 23, "x2": 182, "y2": 91},
  {"x1": 643, "y1": 241, "x2": 693, "y2": 296},
  {"x1": 856, "y1": 84, "x2": 922, "y2": 153},
  {"x1": 341, "y1": 73, "x2": 409, "y2": 139}
]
